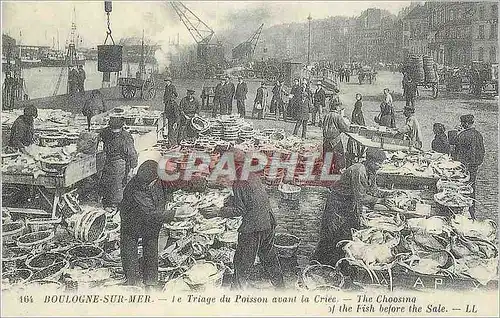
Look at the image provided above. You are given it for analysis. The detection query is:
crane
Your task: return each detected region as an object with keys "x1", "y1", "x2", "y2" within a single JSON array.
[
  {"x1": 169, "y1": 2, "x2": 215, "y2": 45},
  {"x1": 232, "y1": 23, "x2": 264, "y2": 62},
  {"x1": 168, "y1": 1, "x2": 225, "y2": 78}
]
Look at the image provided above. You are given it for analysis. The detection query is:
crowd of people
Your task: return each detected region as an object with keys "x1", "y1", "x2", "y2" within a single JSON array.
[
  {"x1": 68, "y1": 65, "x2": 86, "y2": 94},
  {"x1": 4, "y1": 64, "x2": 487, "y2": 291}
]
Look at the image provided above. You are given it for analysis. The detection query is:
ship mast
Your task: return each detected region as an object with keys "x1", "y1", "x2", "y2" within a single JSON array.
[{"x1": 67, "y1": 6, "x2": 78, "y2": 66}]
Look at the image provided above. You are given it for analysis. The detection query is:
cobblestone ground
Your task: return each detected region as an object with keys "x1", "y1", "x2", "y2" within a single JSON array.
[{"x1": 134, "y1": 71, "x2": 497, "y2": 267}]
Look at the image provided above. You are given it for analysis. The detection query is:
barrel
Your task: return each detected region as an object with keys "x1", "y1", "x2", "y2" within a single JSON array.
[
  {"x1": 407, "y1": 55, "x2": 425, "y2": 82},
  {"x1": 423, "y1": 55, "x2": 437, "y2": 83},
  {"x1": 97, "y1": 45, "x2": 123, "y2": 72},
  {"x1": 67, "y1": 210, "x2": 107, "y2": 242}
]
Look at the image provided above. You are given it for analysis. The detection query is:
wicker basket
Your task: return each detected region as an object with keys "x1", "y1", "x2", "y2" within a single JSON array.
[
  {"x1": 30, "y1": 259, "x2": 70, "y2": 282},
  {"x1": 2, "y1": 221, "x2": 26, "y2": 244},
  {"x1": 301, "y1": 262, "x2": 345, "y2": 291},
  {"x1": 25, "y1": 252, "x2": 67, "y2": 271},
  {"x1": 17, "y1": 230, "x2": 54, "y2": 249},
  {"x1": 2, "y1": 269, "x2": 33, "y2": 290},
  {"x1": 26, "y1": 216, "x2": 62, "y2": 232},
  {"x1": 2, "y1": 247, "x2": 31, "y2": 272},
  {"x1": 66, "y1": 244, "x2": 104, "y2": 260},
  {"x1": 274, "y1": 233, "x2": 300, "y2": 258},
  {"x1": 183, "y1": 261, "x2": 226, "y2": 291},
  {"x1": 278, "y1": 183, "x2": 301, "y2": 201}
]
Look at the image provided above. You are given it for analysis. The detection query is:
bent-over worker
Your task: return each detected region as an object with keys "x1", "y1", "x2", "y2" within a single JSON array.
[
  {"x1": 9, "y1": 104, "x2": 38, "y2": 152},
  {"x1": 218, "y1": 150, "x2": 284, "y2": 290},
  {"x1": 322, "y1": 102, "x2": 350, "y2": 174},
  {"x1": 120, "y1": 160, "x2": 173, "y2": 291},
  {"x1": 398, "y1": 106, "x2": 422, "y2": 149},
  {"x1": 99, "y1": 116, "x2": 138, "y2": 210},
  {"x1": 311, "y1": 148, "x2": 388, "y2": 270}
]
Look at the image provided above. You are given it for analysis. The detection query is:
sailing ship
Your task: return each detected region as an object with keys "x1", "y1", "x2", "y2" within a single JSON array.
[{"x1": 41, "y1": 49, "x2": 85, "y2": 67}]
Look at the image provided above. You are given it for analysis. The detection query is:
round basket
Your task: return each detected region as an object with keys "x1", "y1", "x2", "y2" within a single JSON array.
[
  {"x1": 2, "y1": 221, "x2": 26, "y2": 243},
  {"x1": 25, "y1": 252, "x2": 67, "y2": 271},
  {"x1": 301, "y1": 263, "x2": 345, "y2": 291},
  {"x1": 183, "y1": 261, "x2": 226, "y2": 291},
  {"x1": 39, "y1": 132, "x2": 67, "y2": 147},
  {"x1": 17, "y1": 230, "x2": 54, "y2": 249},
  {"x1": 278, "y1": 183, "x2": 301, "y2": 201},
  {"x1": 2, "y1": 269, "x2": 33, "y2": 290},
  {"x1": 216, "y1": 231, "x2": 238, "y2": 249},
  {"x1": 30, "y1": 259, "x2": 70, "y2": 282},
  {"x1": 39, "y1": 158, "x2": 71, "y2": 174},
  {"x1": 68, "y1": 210, "x2": 107, "y2": 242},
  {"x1": 274, "y1": 233, "x2": 300, "y2": 258},
  {"x1": 143, "y1": 117, "x2": 158, "y2": 126},
  {"x1": 436, "y1": 179, "x2": 473, "y2": 195},
  {"x1": 165, "y1": 222, "x2": 194, "y2": 240},
  {"x1": 434, "y1": 191, "x2": 473, "y2": 208},
  {"x1": 67, "y1": 245, "x2": 104, "y2": 260},
  {"x1": 26, "y1": 216, "x2": 62, "y2": 232},
  {"x1": 2, "y1": 247, "x2": 31, "y2": 271}
]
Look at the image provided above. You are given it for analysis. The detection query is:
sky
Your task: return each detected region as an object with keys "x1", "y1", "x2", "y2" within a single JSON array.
[{"x1": 2, "y1": 1, "x2": 413, "y2": 48}]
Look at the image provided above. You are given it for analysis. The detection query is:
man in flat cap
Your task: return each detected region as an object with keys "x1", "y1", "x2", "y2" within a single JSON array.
[
  {"x1": 312, "y1": 147, "x2": 389, "y2": 271},
  {"x1": 178, "y1": 89, "x2": 201, "y2": 141},
  {"x1": 450, "y1": 114, "x2": 485, "y2": 219},
  {"x1": 398, "y1": 105, "x2": 422, "y2": 149},
  {"x1": 252, "y1": 82, "x2": 267, "y2": 119},
  {"x1": 163, "y1": 77, "x2": 179, "y2": 145},
  {"x1": 235, "y1": 76, "x2": 248, "y2": 118}
]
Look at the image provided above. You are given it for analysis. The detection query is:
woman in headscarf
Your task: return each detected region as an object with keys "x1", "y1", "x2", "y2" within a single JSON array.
[
  {"x1": 98, "y1": 116, "x2": 138, "y2": 210},
  {"x1": 119, "y1": 160, "x2": 172, "y2": 290},
  {"x1": 311, "y1": 148, "x2": 388, "y2": 271},
  {"x1": 346, "y1": 93, "x2": 366, "y2": 167},
  {"x1": 120, "y1": 159, "x2": 208, "y2": 290}
]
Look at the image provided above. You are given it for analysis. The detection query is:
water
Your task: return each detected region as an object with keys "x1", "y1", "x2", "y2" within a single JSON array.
[{"x1": 3, "y1": 61, "x2": 155, "y2": 99}]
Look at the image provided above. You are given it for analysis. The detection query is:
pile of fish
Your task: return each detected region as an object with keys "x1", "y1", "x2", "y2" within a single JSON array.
[
  {"x1": 2, "y1": 109, "x2": 75, "y2": 129},
  {"x1": 339, "y1": 207, "x2": 498, "y2": 288},
  {"x1": 378, "y1": 151, "x2": 469, "y2": 181},
  {"x1": 384, "y1": 190, "x2": 424, "y2": 213},
  {"x1": 2, "y1": 144, "x2": 79, "y2": 177}
]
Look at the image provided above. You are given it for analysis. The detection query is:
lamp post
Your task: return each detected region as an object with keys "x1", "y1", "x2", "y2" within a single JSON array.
[{"x1": 307, "y1": 13, "x2": 312, "y2": 65}]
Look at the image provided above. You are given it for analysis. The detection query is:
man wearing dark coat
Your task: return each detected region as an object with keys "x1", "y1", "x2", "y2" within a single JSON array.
[
  {"x1": 163, "y1": 77, "x2": 179, "y2": 145},
  {"x1": 235, "y1": 76, "x2": 248, "y2": 118},
  {"x1": 220, "y1": 77, "x2": 232, "y2": 115},
  {"x1": 9, "y1": 104, "x2": 38, "y2": 152},
  {"x1": 178, "y1": 89, "x2": 201, "y2": 141},
  {"x1": 212, "y1": 78, "x2": 224, "y2": 117},
  {"x1": 227, "y1": 78, "x2": 236, "y2": 114},
  {"x1": 449, "y1": 114, "x2": 485, "y2": 219},
  {"x1": 312, "y1": 82, "x2": 326, "y2": 127},
  {"x1": 289, "y1": 78, "x2": 301, "y2": 120},
  {"x1": 217, "y1": 150, "x2": 284, "y2": 290}
]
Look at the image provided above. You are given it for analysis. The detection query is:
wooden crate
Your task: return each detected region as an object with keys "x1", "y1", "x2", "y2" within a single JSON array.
[
  {"x1": 376, "y1": 172, "x2": 437, "y2": 190},
  {"x1": 64, "y1": 154, "x2": 97, "y2": 187}
]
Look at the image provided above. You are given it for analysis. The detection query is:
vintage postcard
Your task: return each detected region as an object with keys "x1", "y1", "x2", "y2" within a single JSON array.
[{"x1": 1, "y1": 0, "x2": 498, "y2": 317}]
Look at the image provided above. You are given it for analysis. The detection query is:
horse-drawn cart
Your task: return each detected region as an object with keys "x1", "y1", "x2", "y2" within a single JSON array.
[
  {"x1": 402, "y1": 55, "x2": 439, "y2": 99},
  {"x1": 117, "y1": 75, "x2": 156, "y2": 101}
]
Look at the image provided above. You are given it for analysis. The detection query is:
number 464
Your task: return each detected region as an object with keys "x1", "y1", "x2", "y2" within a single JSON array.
[{"x1": 20, "y1": 295, "x2": 34, "y2": 303}]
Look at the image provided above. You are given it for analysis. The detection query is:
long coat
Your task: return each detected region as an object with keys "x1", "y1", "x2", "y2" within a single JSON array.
[{"x1": 296, "y1": 95, "x2": 311, "y2": 121}]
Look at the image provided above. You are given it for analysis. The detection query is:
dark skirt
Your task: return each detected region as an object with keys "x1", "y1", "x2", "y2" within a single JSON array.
[
  {"x1": 311, "y1": 191, "x2": 357, "y2": 267},
  {"x1": 323, "y1": 139, "x2": 346, "y2": 173},
  {"x1": 99, "y1": 159, "x2": 127, "y2": 207}
]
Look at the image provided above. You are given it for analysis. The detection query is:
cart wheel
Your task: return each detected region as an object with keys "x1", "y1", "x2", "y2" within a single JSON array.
[
  {"x1": 264, "y1": 65, "x2": 280, "y2": 83},
  {"x1": 142, "y1": 78, "x2": 156, "y2": 101},
  {"x1": 432, "y1": 83, "x2": 439, "y2": 99},
  {"x1": 121, "y1": 85, "x2": 136, "y2": 99}
]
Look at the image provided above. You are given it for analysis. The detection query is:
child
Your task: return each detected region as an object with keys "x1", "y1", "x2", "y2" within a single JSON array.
[{"x1": 431, "y1": 123, "x2": 450, "y2": 154}]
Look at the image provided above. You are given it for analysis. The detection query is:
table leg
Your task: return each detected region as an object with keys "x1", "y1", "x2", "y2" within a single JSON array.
[{"x1": 52, "y1": 188, "x2": 62, "y2": 219}]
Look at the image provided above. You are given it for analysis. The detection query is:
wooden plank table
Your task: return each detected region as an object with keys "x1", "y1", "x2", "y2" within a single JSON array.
[
  {"x1": 2, "y1": 153, "x2": 99, "y2": 218},
  {"x1": 345, "y1": 132, "x2": 420, "y2": 153}
]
